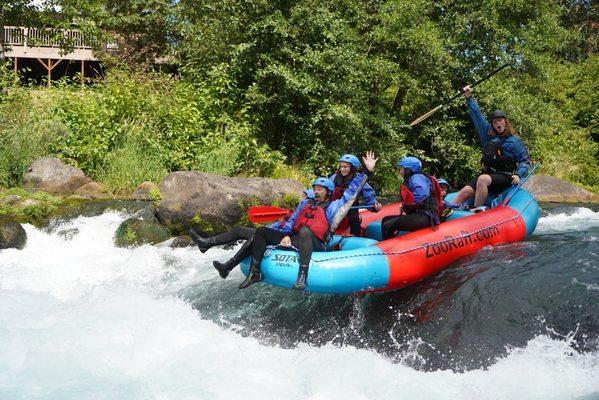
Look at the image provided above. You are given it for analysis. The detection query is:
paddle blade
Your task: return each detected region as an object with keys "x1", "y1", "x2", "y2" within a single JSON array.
[
  {"x1": 248, "y1": 206, "x2": 290, "y2": 223},
  {"x1": 409, "y1": 105, "x2": 443, "y2": 126}
]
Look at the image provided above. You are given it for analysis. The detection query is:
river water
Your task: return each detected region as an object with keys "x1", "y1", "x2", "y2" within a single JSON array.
[{"x1": 1, "y1": 204, "x2": 598, "y2": 399}]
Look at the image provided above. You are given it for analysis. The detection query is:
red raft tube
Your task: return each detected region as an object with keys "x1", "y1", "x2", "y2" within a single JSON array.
[{"x1": 239, "y1": 185, "x2": 540, "y2": 295}]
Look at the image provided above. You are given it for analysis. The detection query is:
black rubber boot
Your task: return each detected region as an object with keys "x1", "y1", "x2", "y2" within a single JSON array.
[
  {"x1": 293, "y1": 265, "x2": 309, "y2": 291},
  {"x1": 238, "y1": 266, "x2": 262, "y2": 289},
  {"x1": 188, "y1": 228, "x2": 218, "y2": 253},
  {"x1": 213, "y1": 239, "x2": 253, "y2": 279}
]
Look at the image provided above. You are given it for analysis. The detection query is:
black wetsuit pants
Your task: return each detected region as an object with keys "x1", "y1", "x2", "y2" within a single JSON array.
[
  {"x1": 381, "y1": 213, "x2": 431, "y2": 240},
  {"x1": 207, "y1": 226, "x2": 324, "y2": 268},
  {"x1": 209, "y1": 226, "x2": 256, "y2": 243},
  {"x1": 251, "y1": 226, "x2": 325, "y2": 268},
  {"x1": 347, "y1": 208, "x2": 362, "y2": 236}
]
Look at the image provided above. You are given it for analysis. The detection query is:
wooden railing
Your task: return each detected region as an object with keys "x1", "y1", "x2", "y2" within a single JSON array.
[{"x1": 3, "y1": 26, "x2": 118, "y2": 50}]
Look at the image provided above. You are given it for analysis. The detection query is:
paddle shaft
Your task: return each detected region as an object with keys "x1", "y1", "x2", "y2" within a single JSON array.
[
  {"x1": 325, "y1": 173, "x2": 371, "y2": 241},
  {"x1": 248, "y1": 204, "x2": 374, "y2": 224},
  {"x1": 499, "y1": 161, "x2": 541, "y2": 207},
  {"x1": 410, "y1": 63, "x2": 511, "y2": 126}
]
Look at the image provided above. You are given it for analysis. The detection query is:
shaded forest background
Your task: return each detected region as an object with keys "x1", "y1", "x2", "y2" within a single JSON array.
[{"x1": 1, "y1": 0, "x2": 597, "y2": 194}]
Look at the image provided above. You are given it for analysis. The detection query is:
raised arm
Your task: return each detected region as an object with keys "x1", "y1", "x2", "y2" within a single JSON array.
[
  {"x1": 326, "y1": 151, "x2": 378, "y2": 222},
  {"x1": 463, "y1": 86, "x2": 491, "y2": 147}
]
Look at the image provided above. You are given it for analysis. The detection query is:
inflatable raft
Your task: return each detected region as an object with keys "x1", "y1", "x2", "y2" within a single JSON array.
[{"x1": 239, "y1": 185, "x2": 540, "y2": 295}]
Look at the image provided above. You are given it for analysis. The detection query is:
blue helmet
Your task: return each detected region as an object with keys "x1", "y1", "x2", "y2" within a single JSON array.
[
  {"x1": 312, "y1": 177, "x2": 335, "y2": 193},
  {"x1": 437, "y1": 178, "x2": 449, "y2": 188},
  {"x1": 338, "y1": 154, "x2": 360, "y2": 169},
  {"x1": 396, "y1": 156, "x2": 422, "y2": 173},
  {"x1": 303, "y1": 188, "x2": 315, "y2": 199}
]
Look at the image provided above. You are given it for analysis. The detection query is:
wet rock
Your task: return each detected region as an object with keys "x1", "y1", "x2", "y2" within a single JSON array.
[
  {"x1": 50, "y1": 199, "x2": 154, "y2": 223},
  {"x1": 57, "y1": 227, "x2": 79, "y2": 241},
  {"x1": 170, "y1": 235, "x2": 194, "y2": 248},
  {"x1": 0, "y1": 195, "x2": 22, "y2": 205},
  {"x1": 524, "y1": 175, "x2": 599, "y2": 203},
  {"x1": 15, "y1": 198, "x2": 43, "y2": 210},
  {"x1": 23, "y1": 157, "x2": 92, "y2": 195},
  {"x1": 133, "y1": 181, "x2": 160, "y2": 202},
  {"x1": 0, "y1": 216, "x2": 27, "y2": 249},
  {"x1": 114, "y1": 217, "x2": 172, "y2": 248},
  {"x1": 156, "y1": 171, "x2": 303, "y2": 235},
  {"x1": 73, "y1": 182, "x2": 106, "y2": 199}
]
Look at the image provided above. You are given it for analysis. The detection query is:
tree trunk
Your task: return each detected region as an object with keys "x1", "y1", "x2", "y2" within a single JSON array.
[{"x1": 392, "y1": 86, "x2": 408, "y2": 114}]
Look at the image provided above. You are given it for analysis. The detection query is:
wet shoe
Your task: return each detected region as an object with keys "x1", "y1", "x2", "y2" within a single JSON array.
[
  {"x1": 188, "y1": 228, "x2": 216, "y2": 253},
  {"x1": 238, "y1": 270, "x2": 262, "y2": 289},
  {"x1": 292, "y1": 266, "x2": 308, "y2": 291},
  {"x1": 213, "y1": 261, "x2": 232, "y2": 279}
]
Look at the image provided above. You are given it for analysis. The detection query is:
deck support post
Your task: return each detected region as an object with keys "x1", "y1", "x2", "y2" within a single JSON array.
[{"x1": 37, "y1": 58, "x2": 61, "y2": 87}]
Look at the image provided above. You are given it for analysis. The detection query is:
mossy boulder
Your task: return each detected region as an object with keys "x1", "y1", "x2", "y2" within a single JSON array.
[
  {"x1": 51, "y1": 199, "x2": 154, "y2": 222},
  {"x1": 114, "y1": 217, "x2": 172, "y2": 248},
  {"x1": 0, "y1": 195, "x2": 21, "y2": 205},
  {"x1": 170, "y1": 235, "x2": 194, "y2": 248},
  {"x1": 0, "y1": 188, "x2": 63, "y2": 227},
  {"x1": 133, "y1": 181, "x2": 161, "y2": 202},
  {"x1": 0, "y1": 216, "x2": 27, "y2": 250},
  {"x1": 73, "y1": 182, "x2": 107, "y2": 199},
  {"x1": 156, "y1": 171, "x2": 304, "y2": 235}
]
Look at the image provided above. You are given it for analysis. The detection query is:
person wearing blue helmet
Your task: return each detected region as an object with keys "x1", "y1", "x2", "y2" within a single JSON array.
[
  {"x1": 450, "y1": 85, "x2": 531, "y2": 208},
  {"x1": 437, "y1": 178, "x2": 450, "y2": 199},
  {"x1": 330, "y1": 153, "x2": 381, "y2": 236},
  {"x1": 192, "y1": 151, "x2": 379, "y2": 291},
  {"x1": 381, "y1": 156, "x2": 444, "y2": 240},
  {"x1": 190, "y1": 188, "x2": 316, "y2": 279}
]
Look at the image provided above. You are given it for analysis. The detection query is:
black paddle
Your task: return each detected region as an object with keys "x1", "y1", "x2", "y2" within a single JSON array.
[{"x1": 409, "y1": 63, "x2": 511, "y2": 126}]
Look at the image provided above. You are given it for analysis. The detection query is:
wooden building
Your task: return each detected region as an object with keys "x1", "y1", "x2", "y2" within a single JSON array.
[{"x1": 3, "y1": 26, "x2": 112, "y2": 86}]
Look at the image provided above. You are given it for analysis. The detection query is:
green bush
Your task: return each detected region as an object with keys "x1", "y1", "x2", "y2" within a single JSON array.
[
  {"x1": 0, "y1": 87, "x2": 64, "y2": 187},
  {"x1": 94, "y1": 126, "x2": 168, "y2": 194},
  {"x1": 45, "y1": 70, "x2": 289, "y2": 189}
]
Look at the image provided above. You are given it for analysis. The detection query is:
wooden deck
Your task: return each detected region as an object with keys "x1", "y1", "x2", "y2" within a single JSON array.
[{"x1": 3, "y1": 26, "x2": 116, "y2": 85}]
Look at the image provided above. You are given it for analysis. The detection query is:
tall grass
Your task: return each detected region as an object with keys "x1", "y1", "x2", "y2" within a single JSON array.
[
  {"x1": 0, "y1": 69, "x2": 289, "y2": 192},
  {"x1": 0, "y1": 88, "x2": 63, "y2": 187},
  {"x1": 94, "y1": 122, "x2": 168, "y2": 193}
]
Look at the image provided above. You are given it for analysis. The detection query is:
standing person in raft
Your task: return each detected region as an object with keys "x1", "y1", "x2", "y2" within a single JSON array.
[
  {"x1": 189, "y1": 189, "x2": 314, "y2": 280},
  {"x1": 330, "y1": 154, "x2": 382, "y2": 236},
  {"x1": 450, "y1": 85, "x2": 531, "y2": 209},
  {"x1": 191, "y1": 151, "x2": 379, "y2": 291},
  {"x1": 381, "y1": 156, "x2": 444, "y2": 240}
]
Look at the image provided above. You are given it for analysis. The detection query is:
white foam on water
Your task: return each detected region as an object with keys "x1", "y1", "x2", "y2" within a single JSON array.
[
  {"x1": 1, "y1": 211, "x2": 599, "y2": 400},
  {"x1": 536, "y1": 207, "x2": 599, "y2": 234}
]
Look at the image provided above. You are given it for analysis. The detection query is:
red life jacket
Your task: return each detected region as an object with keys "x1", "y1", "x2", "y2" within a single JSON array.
[
  {"x1": 331, "y1": 186, "x2": 345, "y2": 201},
  {"x1": 293, "y1": 202, "x2": 330, "y2": 241},
  {"x1": 330, "y1": 172, "x2": 353, "y2": 201},
  {"x1": 400, "y1": 174, "x2": 444, "y2": 224}
]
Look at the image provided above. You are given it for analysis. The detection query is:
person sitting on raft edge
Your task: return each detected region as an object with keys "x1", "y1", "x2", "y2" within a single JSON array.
[
  {"x1": 189, "y1": 188, "x2": 315, "y2": 280},
  {"x1": 437, "y1": 178, "x2": 450, "y2": 199},
  {"x1": 381, "y1": 156, "x2": 444, "y2": 240},
  {"x1": 450, "y1": 85, "x2": 531, "y2": 209},
  {"x1": 437, "y1": 178, "x2": 463, "y2": 220},
  {"x1": 330, "y1": 153, "x2": 382, "y2": 236},
  {"x1": 190, "y1": 151, "x2": 379, "y2": 291}
]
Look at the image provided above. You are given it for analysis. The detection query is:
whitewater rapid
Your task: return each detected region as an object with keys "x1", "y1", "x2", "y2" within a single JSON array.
[{"x1": 1, "y1": 208, "x2": 598, "y2": 399}]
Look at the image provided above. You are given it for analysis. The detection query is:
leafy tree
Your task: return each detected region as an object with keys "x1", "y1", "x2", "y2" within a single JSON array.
[{"x1": 54, "y1": 0, "x2": 178, "y2": 67}]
